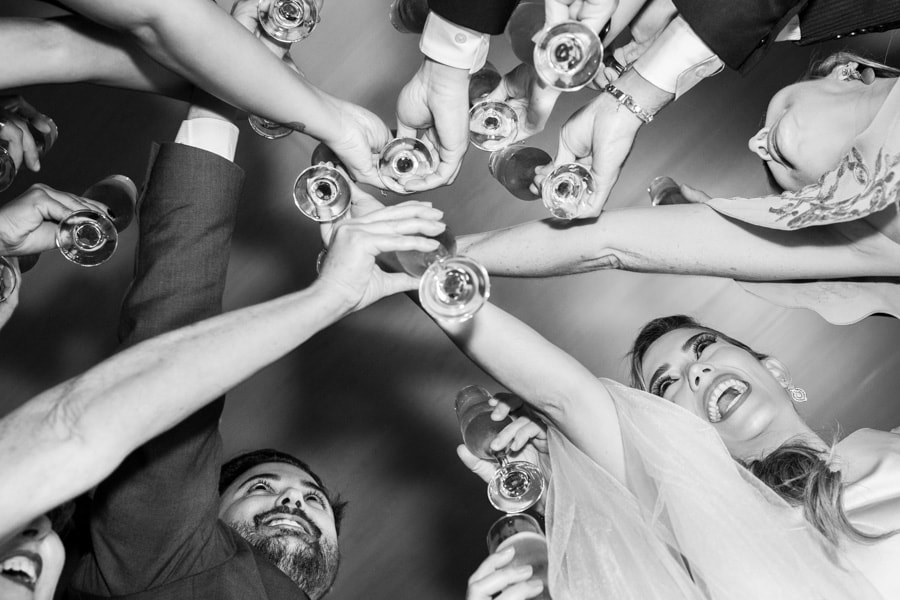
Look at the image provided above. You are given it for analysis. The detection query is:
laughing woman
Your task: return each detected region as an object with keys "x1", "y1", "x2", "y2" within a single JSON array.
[
  {"x1": 437, "y1": 303, "x2": 900, "y2": 599},
  {"x1": 457, "y1": 52, "x2": 900, "y2": 324}
]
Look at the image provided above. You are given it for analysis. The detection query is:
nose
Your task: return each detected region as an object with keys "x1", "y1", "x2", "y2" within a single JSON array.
[
  {"x1": 20, "y1": 514, "x2": 53, "y2": 541},
  {"x1": 687, "y1": 362, "x2": 713, "y2": 392},
  {"x1": 278, "y1": 489, "x2": 303, "y2": 510},
  {"x1": 748, "y1": 127, "x2": 770, "y2": 159}
]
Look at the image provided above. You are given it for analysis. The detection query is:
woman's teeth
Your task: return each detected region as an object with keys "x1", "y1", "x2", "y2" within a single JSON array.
[{"x1": 707, "y1": 379, "x2": 748, "y2": 423}]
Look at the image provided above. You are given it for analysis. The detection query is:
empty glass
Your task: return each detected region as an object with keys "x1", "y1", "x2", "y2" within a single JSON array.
[
  {"x1": 487, "y1": 513, "x2": 551, "y2": 599},
  {"x1": 540, "y1": 163, "x2": 595, "y2": 219},
  {"x1": 56, "y1": 175, "x2": 136, "y2": 267},
  {"x1": 455, "y1": 385, "x2": 545, "y2": 512},
  {"x1": 377, "y1": 137, "x2": 436, "y2": 191},
  {"x1": 293, "y1": 164, "x2": 352, "y2": 222},
  {"x1": 533, "y1": 21, "x2": 602, "y2": 91},
  {"x1": 648, "y1": 176, "x2": 688, "y2": 206},
  {"x1": 397, "y1": 228, "x2": 490, "y2": 322},
  {"x1": 389, "y1": 0, "x2": 428, "y2": 33},
  {"x1": 0, "y1": 256, "x2": 18, "y2": 303},
  {"x1": 0, "y1": 120, "x2": 58, "y2": 192},
  {"x1": 469, "y1": 102, "x2": 518, "y2": 152},
  {"x1": 258, "y1": 0, "x2": 320, "y2": 43},
  {"x1": 489, "y1": 145, "x2": 551, "y2": 201}
]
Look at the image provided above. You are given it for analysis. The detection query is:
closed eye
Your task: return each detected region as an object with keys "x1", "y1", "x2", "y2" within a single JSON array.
[
  {"x1": 650, "y1": 375, "x2": 675, "y2": 399},
  {"x1": 248, "y1": 480, "x2": 275, "y2": 493},
  {"x1": 305, "y1": 492, "x2": 327, "y2": 508},
  {"x1": 692, "y1": 332, "x2": 717, "y2": 357}
]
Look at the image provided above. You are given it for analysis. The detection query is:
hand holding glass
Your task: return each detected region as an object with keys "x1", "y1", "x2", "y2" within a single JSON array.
[
  {"x1": 377, "y1": 137, "x2": 436, "y2": 191},
  {"x1": 455, "y1": 385, "x2": 545, "y2": 512},
  {"x1": 56, "y1": 175, "x2": 136, "y2": 267},
  {"x1": 533, "y1": 21, "x2": 602, "y2": 91},
  {"x1": 487, "y1": 513, "x2": 551, "y2": 599}
]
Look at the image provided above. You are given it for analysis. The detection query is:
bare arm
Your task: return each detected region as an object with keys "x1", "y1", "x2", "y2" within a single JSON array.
[
  {"x1": 435, "y1": 302, "x2": 627, "y2": 484},
  {"x1": 458, "y1": 203, "x2": 900, "y2": 280}
]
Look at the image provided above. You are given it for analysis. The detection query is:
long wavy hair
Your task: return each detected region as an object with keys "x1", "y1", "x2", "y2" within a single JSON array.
[{"x1": 628, "y1": 315, "x2": 891, "y2": 546}]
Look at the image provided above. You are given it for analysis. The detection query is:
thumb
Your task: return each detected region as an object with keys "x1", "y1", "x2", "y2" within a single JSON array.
[{"x1": 457, "y1": 444, "x2": 496, "y2": 484}]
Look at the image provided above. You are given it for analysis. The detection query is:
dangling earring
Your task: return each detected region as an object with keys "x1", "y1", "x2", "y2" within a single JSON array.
[
  {"x1": 788, "y1": 385, "x2": 808, "y2": 403},
  {"x1": 839, "y1": 65, "x2": 863, "y2": 82}
]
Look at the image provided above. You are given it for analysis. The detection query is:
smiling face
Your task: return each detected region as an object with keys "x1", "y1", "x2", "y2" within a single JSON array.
[
  {"x1": 0, "y1": 515, "x2": 65, "y2": 600},
  {"x1": 640, "y1": 328, "x2": 798, "y2": 457},
  {"x1": 218, "y1": 461, "x2": 339, "y2": 599},
  {"x1": 748, "y1": 73, "x2": 865, "y2": 191}
]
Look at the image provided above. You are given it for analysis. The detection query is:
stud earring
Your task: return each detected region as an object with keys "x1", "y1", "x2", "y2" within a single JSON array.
[{"x1": 788, "y1": 385, "x2": 808, "y2": 403}]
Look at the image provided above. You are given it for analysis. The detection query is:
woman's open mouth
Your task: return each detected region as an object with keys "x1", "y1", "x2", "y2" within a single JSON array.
[
  {"x1": 705, "y1": 377, "x2": 750, "y2": 423},
  {"x1": 0, "y1": 551, "x2": 42, "y2": 592}
]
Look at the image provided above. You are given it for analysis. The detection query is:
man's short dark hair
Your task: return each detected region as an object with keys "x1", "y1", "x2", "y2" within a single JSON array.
[{"x1": 219, "y1": 448, "x2": 348, "y2": 534}]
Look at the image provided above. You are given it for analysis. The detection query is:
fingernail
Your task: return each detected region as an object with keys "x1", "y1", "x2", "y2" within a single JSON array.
[{"x1": 34, "y1": 159, "x2": 40, "y2": 171}]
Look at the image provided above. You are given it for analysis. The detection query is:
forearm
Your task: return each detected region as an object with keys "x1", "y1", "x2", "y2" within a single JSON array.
[
  {"x1": 0, "y1": 17, "x2": 189, "y2": 98},
  {"x1": 460, "y1": 204, "x2": 900, "y2": 280},
  {"x1": 57, "y1": 0, "x2": 343, "y2": 141},
  {"x1": 0, "y1": 279, "x2": 356, "y2": 540}
]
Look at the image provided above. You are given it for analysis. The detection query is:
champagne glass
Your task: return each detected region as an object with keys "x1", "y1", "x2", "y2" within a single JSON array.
[
  {"x1": 489, "y1": 145, "x2": 551, "y2": 201},
  {"x1": 648, "y1": 176, "x2": 688, "y2": 206},
  {"x1": 0, "y1": 120, "x2": 59, "y2": 193},
  {"x1": 248, "y1": 115, "x2": 294, "y2": 140},
  {"x1": 455, "y1": 385, "x2": 545, "y2": 512},
  {"x1": 469, "y1": 102, "x2": 518, "y2": 152},
  {"x1": 396, "y1": 228, "x2": 490, "y2": 323},
  {"x1": 293, "y1": 163, "x2": 352, "y2": 222},
  {"x1": 389, "y1": 0, "x2": 428, "y2": 33},
  {"x1": 540, "y1": 163, "x2": 595, "y2": 219},
  {"x1": 56, "y1": 175, "x2": 136, "y2": 267},
  {"x1": 377, "y1": 137, "x2": 436, "y2": 191},
  {"x1": 533, "y1": 21, "x2": 602, "y2": 91},
  {"x1": 487, "y1": 513, "x2": 552, "y2": 599},
  {"x1": 469, "y1": 62, "x2": 502, "y2": 105},
  {"x1": 258, "y1": 0, "x2": 320, "y2": 43},
  {"x1": 507, "y1": 0, "x2": 544, "y2": 67},
  {"x1": 0, "y1": 256, "x2": 18, "y2": 303}
]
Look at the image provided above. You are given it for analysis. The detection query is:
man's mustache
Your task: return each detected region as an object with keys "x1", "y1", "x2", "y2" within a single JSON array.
[{"x1": 253, "y1": 505, "x2": 322, "y2": 539}]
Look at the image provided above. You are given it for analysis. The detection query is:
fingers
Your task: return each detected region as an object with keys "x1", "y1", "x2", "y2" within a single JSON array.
[
  {"x1": 490, "y1": 416, "x2": 545, "y2": 454},
  {"x1": 467, "y1": 549, "x2": 543, "y2": 600},
  {"x1": 457, "y1": 444, "x2": 497, "y2": 484}
]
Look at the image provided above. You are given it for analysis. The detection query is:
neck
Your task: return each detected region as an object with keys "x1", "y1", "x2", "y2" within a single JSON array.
[
  {"x1": 849, "y1": 76, "x2": 896, "y2": 134},
  {"x1": 731, "y1": 413, "x2": 826, "y2": 462}
]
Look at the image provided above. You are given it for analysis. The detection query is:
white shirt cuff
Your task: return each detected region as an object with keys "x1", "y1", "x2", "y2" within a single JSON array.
[
  {"x1": 420, "y1": 11, "x2": 490, "y2": 73},
  {"x1": 174, "y1": 117, "x2": 240, "y2": 162},
  {"x1": 633, "y1": 16, "x2": 723, "y2": 99}
]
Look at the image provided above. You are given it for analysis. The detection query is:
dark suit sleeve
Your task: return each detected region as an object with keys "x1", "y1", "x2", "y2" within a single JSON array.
[
  {"x1": 672, "y1": 0, "x2": 807, "y2": 73},
  {"x1": 798, "y1": 0, "x2": 900, "y2": 45},
  {"x1": 428, "y1": 0, "x2": 518, "y2": 35},
  {"x1": 70, "y1": 142, "x2": 245, "y2": 595}
]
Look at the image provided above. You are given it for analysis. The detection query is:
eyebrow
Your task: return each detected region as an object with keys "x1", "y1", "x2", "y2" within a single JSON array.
[
  {"x1": 646, "y1": 332, "x2": 707, "y2": 392},
  {"x1": 238, "y1": 472, "x2": 327, "y2": 496}
]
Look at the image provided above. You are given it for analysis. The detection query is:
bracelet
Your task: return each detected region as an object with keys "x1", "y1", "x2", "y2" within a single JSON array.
[{"x1": 603, "y1": 84, "x2": 654, "y2": 124}]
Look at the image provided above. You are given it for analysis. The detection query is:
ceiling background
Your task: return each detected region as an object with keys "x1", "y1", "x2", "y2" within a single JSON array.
[{"x1": 1, "y1": 2, "x2": 899, "y2": 598}]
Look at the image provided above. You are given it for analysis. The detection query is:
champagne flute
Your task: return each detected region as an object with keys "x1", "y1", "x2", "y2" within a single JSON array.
[
  {"x1": 648, "y1": 176, "x2": 689, "y2": 206},
  {"x1": 489, "y1": 145, "x2": 551, "y2": 201},
  {"x1": 533, "y1": 21, "x2": 602, "y2": 91},
  {"x1": 468, "y1": 63, "x2": 518, "y2": 152},
  {"x1": 486, "y1": 513, "x2": 552, "y2": 599},
  {"x1": 56, "y1": 175, "x2": 136, "y2": 267},
  {"x1": 455, "y1": 385, "x2": 545, "y2": 512},
  {"x1": 0, "y1": 256, "x2": 18, "y2": 303},
  {"x1": 258, "y1": 0, "x2": 320, "y2": 43},
  {"x1": 293, "y1": 163, "x2": 352, "y2": 222},
  {"x1": 540, "y1": 163, "x2": 595, "y2": 219},
  {"x1": 398, "y1": 229, "x2": 490, "y2": 323},
  {"x1": 0, "y1": 119, "x2": 59, "y2": 193},
  {"x1": 377, "y1": 137, "x2": 436, "y2": 192}
]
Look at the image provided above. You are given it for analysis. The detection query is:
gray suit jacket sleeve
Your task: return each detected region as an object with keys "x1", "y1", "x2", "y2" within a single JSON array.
[{"x1": 71, "y1": 142, "x2": 245, "y2": 595}]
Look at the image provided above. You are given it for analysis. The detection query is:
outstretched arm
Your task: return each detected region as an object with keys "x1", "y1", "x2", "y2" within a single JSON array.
[
  {"x1": 457, "y1": 203, "x2": 900, "y2": 280},
  {"x1": 0, "y1": 201, "x2": 442, "y2": 543}
]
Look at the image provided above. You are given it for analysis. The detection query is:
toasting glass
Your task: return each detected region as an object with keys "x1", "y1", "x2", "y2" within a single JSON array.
[
  {"x1": 648, "y1": 176, "x2": 688, "y2": 206},
  {"x1": 468, "y1": 63, "x2": 518, "y2": 152},
  {"x1": 396, "y1": 228, "x2": 489, "y2": 322},
  {"x1": 489, "y1": 145, "x2": 551, "y2": 201},
  {"x1": 293, "y1": 163, "x2": 352, "y2": 222},
  {"x1": 487, "y1": 513, "x2": 552, "y2": 599},
  {"x1": 377, "y1": 137, "x2": 436, "y2": 191},
  {"x1": 0, "y1": 120, "x2": 59, "y2": 193},
  {"x1": 389, "y1": 0, "x2": 428, "y2": 33},
  {"x1": 57, "y1": 175, "x2": 136, "y2": 267},
  {"x1": 540, "y1": 163, "x2": 595, "y2": 219},
  {"x1": 0, "y1": 256, "x2": 18, "y2": 303},
  {"x1": 469, "y1": 62, "x2": 503, "y2": 105},
  {"x1": 258, "y1": 0, "x2": 320, "y2": 43},
  {"x1": 455, "y1": 385, "x2": 545, "y2": 512},
  {"x1": 533, "y1": 21, "x2": 602, "y2": 91}
]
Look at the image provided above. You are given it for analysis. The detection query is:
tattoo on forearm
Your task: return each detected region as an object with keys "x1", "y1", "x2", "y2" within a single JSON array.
[{"x1": 286, "y1": 121, "x2": 307, "y2": 133}]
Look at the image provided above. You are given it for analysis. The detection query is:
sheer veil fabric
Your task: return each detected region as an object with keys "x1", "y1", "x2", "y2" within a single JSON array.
[{"x1": 545, "y1": 379, "x2": 883, "y2": 599}]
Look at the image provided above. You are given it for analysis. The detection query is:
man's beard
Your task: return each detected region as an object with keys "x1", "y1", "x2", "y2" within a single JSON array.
[{"x1": 230, "y1": 506, "x2": 340, "y2": 599}]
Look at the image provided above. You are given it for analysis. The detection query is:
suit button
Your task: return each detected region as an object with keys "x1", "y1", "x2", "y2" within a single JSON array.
[{"x1": 835, "y1": 34, "x2": 842, "y2": 39}]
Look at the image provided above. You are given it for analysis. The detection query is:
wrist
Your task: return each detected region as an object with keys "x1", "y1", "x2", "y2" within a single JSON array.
[
  {"x1": 308, "y1": 275, "x2": 362, "y2": 314},
  {"x1": 610, "y1": 69, "x2": 674, "y2": 117}
]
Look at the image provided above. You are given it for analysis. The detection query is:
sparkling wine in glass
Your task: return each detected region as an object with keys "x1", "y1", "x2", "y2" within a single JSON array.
[
  {"x1": 469, "y1": 102, "x2": 518, "y2": 152},
  {"x1": 487, "y1": 513, "x2": 552, "y2": 599},
  {"x1": 489, "y1": 145, "x2": 551, "y2": 201},
  {"x1": 56, "y1": 175, "x2": 137, "y2": 267},
  {"x1": 540, "y1": 163, "x2": 595, "y2": 219},
  {"x1": 455, "y1": 385, "x2": 545, "y2": 512},
  {"x1": 258, "y1": 0, "x2": 320, "y2": 43},
  {"x1": 533, "y1": 21, "x2": 602, "y2": 91},
  {"x1": 293, "y1": 164, "x2": 352, "y2": 222},
  {"x1": 377, "y1": 137, "x2": 436, "y2": 191},
  {"x1": 648, "y1": 176, "x2": 688, "y2": 206},
  {"x1": 248, "y1": 115, "x2": 294, "y2": 140},
  {"x1": 507, "y1": 0, "x2": 544, "y2": 67},
  {"x1": 0, "y1": 256, "x2": 18, "y2": 303},
  {"x1": 0, "y1": 120, "x2": 59, "y2": 193},
  {"x1": 469, "y1": 62, "x2": 502, "y2": 105},
  {"x1": 389, "y1": 0, "x2": 428, "y2": 33}
]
